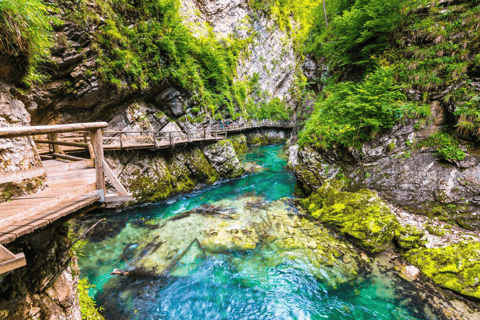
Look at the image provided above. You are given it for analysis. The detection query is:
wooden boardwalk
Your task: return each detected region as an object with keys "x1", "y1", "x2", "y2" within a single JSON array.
[
  {"x1": 0, "y1": 122, "x2": 130, "y2": 274},
  {"x1": 35, "y1": 122, "x2": 294, "y2": 154},
  {"x1": 0, "y1": 121, "x2": 292, "y2": 273}
]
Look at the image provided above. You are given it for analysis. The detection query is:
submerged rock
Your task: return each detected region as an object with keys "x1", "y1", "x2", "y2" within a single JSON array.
[
  {"x1": 113, "y1": 196, "x2": 363, "y2": 288},
  {"x1": 400, "y1": 265, "x2": 420, "y2": 282},
  {"x1": 303, "y1": 182, "x2": 401, "y2": 254},
  {"x1": 405, "y1": 240, "x2": 480, "y2": 299}
]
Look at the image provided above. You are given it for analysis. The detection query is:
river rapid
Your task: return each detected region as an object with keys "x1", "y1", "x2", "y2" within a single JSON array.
[{"x1": 77, "y1": 145, "x2": 448, "y2": 320}]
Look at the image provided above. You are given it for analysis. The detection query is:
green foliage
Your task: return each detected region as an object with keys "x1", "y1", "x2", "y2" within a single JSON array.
[
  {"x1": 417, "y1": 133, "x2": 466, "y2": 162},
  {"x1": 77, "y1": 278, "x2": 104, "y2": 320},
  {"x1": 307, "y1": 0, "x2": 403, "y2": 74},
  {"x1": 0, "y1": 0, "x2": 59, "y2": 82},
  {"x1": 298, "y1": 66, "x2": 428, "y2": 149}
]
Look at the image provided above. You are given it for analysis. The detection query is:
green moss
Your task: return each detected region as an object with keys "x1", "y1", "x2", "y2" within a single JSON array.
[
  {"x1": 404, "y1": 241, "x2": 480, "y2": 299},
  {"x1": 77, "y1": 278, "x2": 104, "y2": 319},
  {"x1": 228, "y1": 135, "x2": 248, "y2": 154},
  {"x1": 303, "y1": 182, "x2": 400, "y2": 253},
  {"x1": 425, "y1": 225, "x2": 447, "y2": 237},
  {"x1": 184, "y1": 148, "x2": 220, "y2": 184},
  {"x1": 395, "y1": 224, "x2": 426, "y2": 250},
  {"x1": 387, "y1": 142, "x2": 396, "y2": 152}
]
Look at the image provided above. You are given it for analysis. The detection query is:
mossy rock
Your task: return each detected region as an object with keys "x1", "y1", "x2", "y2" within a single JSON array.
[
  {"x1": 395, "y1": 224, "x2": 427, "y2": 250},
  {"x1": 404, "y1": 241, "x2": 480, "y2": 299},
  {"x1": 228, "y1": 135, "x2": 248, "y2": 155},
  {"x1": 303, "y1": 182, "x2": 401, "y2": 254}
]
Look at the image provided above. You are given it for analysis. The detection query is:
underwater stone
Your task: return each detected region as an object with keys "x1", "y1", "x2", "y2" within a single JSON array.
[{"x1": 400, "y1": 265, "x2": 420, "y2": 282}]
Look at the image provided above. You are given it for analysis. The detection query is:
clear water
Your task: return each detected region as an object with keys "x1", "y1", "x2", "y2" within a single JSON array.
[{"x1": 78, "y1": 145, "x2": 438, "y2": 320}]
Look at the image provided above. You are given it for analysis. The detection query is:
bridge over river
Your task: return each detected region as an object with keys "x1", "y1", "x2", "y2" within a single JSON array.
[{"x1": 0, "y1": 121, "x2": 293, "y2": 274}]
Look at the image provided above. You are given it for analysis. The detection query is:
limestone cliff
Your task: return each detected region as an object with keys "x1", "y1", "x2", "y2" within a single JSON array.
[
  {"x1": 0, "y1": 82, "x2": 44, "y2": 202},
  {"x1": 0, "y1": 224, "x2": 81, "y2": 320}
]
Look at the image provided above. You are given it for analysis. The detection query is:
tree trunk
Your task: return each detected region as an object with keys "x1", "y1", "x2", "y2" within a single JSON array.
[{"x1": 323, "y1": 0, "x2": 329, "y2": 28}]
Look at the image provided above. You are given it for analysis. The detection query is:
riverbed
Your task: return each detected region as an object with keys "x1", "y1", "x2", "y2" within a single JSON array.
[{"x1": 77, "y1": 145, "x2": 449, "y2": 320}]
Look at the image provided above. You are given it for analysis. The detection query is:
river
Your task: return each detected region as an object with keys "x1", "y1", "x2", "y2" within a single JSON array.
[{"x1": 77, "y1": 145, "x2": 441, "y2": 320}]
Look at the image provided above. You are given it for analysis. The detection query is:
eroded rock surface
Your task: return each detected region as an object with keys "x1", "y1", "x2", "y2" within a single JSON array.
[{"x1": 0, "y1": 224, "x2": 81, "y2": 320}]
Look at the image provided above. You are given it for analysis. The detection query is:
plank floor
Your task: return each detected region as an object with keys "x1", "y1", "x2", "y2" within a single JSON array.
[{"x1": 0, "y1": 159, "x2": 100, "y2": 245}]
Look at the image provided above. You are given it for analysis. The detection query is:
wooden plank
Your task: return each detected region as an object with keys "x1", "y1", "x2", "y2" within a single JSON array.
[
  {"x1": 44, "y1": 159, "x2": 94, "y2": 173},
  {"x1": 104, "y1": 194, "x2": 134, "y2": 203},
  {"x1": 0, "y1": 193, "x2": 101, "y2": 244},
  {"x1": 0, "y1": 244, "x2": 15, "y2": 263},
  {"x1": 102, "y1": 160, "x2": 129, "y2": 196},
  {"x1": 0, "y1": 167, "x2": 46, "y2": 185},
  {"x1": 34, "y1": 139, "x2": 88, "y2": 148},
  {"x1": 52, "y1": 153, "x2": 87, "y2": 162},
  {"x1": 0, "y1": 253, "x2": 26, "y2": 274},
  {"x1": 0, "y1": 122, "x2": 108, "y2": 139}
]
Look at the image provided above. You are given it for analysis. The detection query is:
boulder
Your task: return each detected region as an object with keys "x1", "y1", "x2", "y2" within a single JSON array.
[
  {"x1": 154, "y1": 87, "x2": 185, "y2": 117},
  {"x1": 303, "y1": 182, "x2": 401, "y2": 254},
  {"x1": 405, "y1": 241, "x2": 480, "y2": 299},
  {"x1": 400, "y1": 265, "x2": 420, "y2": 281},
  {"x1": 202, "y1": 140, "x2": 245, "y2": 178}
]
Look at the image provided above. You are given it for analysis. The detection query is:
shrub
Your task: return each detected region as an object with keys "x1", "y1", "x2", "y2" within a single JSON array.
[
  {"x1": 417, "y1": 133, "x2": 466, "y2": 162},
  {"x1": 307, "y1": 0, "x2": 403, "y2": 75},
  {"x1": 0, "y1": 0, "x2": 58, "y2": 82},
  {"x1": 298, "y1": 66, "x2": 428, "y2": 149}
]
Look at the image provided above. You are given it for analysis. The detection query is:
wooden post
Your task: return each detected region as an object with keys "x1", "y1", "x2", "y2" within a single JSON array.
[
  {"x1": 48, "y1": 134, "x2": 54, "y2": 153},
  {"x1": 91, "y1": 128, "x2": 105, "y2": 200},
  {"x1": 204, "y1": 128, "x2": 206, "y2": 140},
  {"x1": 119, "y1": 132, "x2": 123, "y2": 149},
  {"x1": 169, "y1": 132, "x2": 172, "y2": 145},
  {"x1": 51, "y1": 133, "x2": 65, "y2": 155}
]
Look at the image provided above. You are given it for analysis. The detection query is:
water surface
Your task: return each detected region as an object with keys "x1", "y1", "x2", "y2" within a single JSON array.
[{"x1": 78, "y1": 145, "x2": 440, "y2": 320}]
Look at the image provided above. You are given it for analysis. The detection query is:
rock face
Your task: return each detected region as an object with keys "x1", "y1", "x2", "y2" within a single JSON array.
[
  {"x1": 246, "y1": 129, "x2": 287, "y2": 146},
  {"x1": 105, "y1": 140, "x2": 243, "y2": 202},
  {"x1": 289, "y1": 109, "x2": 480, "y2": 229},
  {"x1": 202, "y1": 140, "x2": 245, "y2": 178},
  {"x1": 180, "y1": 0, "x2": 297, "y2": 102},
  {"x1": 0, "y1": 81, "x2": 44, "y2": 202},
  {"x1": 0, "y1": 224, "x2": 81, "y2": 320}
]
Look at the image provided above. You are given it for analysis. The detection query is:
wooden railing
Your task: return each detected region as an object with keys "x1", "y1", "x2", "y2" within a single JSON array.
[
  {"x1": 102, "y1": 121, "x2": 294, "y2": 150},
  {"x1": 0, "y1": 122, "x2": 109, "y2": 196}
]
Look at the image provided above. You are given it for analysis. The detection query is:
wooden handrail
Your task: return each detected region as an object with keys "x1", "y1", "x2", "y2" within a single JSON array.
[{"x1": 0, "y1": 122, "x2": 108, "y2": 139}]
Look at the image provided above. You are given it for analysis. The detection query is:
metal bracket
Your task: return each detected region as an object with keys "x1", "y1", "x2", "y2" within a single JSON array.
[{"x1": 96, "y1": 189, "x2": 105, "y2": 202}]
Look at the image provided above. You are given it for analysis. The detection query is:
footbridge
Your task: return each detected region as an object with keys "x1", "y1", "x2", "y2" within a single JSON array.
[{"x1": 0, "y1": 121, "x2": 293, "y2": 274}]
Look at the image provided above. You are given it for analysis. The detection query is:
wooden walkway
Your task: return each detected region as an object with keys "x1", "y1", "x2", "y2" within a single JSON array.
[
  {"x1": 35, "y1": 122, "x2": 294, "y2": 154},
  {"x1": 0, "y1": 122, "x2": 131, "y2": 274},
  {"x1": 0, "y1": 121, "x2": 292, "y2": 274}
]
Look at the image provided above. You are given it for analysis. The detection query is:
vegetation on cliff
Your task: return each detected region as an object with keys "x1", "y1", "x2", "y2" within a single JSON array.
[
  {"x1": 300, "y1": 0, "x2": 480, "y2": 150},
  {"x1": 0, "y1": 0, "x2": 57, "y2": 83}
]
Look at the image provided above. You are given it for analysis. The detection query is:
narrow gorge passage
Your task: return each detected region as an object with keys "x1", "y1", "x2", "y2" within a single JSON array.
[{"x1": 76, "y1": 145, "x2": 448, "y2": 320}]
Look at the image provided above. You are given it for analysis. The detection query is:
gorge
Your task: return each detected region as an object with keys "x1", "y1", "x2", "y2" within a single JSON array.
[{"x1": 1, "y1": 0, "x2": 480, "y2": 319}]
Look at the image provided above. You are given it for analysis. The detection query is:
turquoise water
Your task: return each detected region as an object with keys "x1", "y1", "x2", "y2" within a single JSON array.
[{"x1": 78, "y1": 145, "x2": 438, "y2": 320}]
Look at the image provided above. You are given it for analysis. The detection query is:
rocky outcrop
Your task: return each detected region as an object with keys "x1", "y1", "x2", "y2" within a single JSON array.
[
  {"x1": 289, "y1": 100, "x2": 480, "y2": 230},
  {"x1": 202, "y1": 140, "x2": 244, "y2": 178},
  {"x1": 0, "y1": 82, "x2": 44, "y2": 202},
  {"x1": 0, "y1": 224, "x2": 81, "y2": 320},
  {"x1": 245, "y1": 129, "x2": 287, "y2": 146},
  {"x1": 105, "y1": 140, "x2": 243, "y2": 203},
  {"x1": 303, "y1": 182, "x2": 401, "y2": 254}
]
